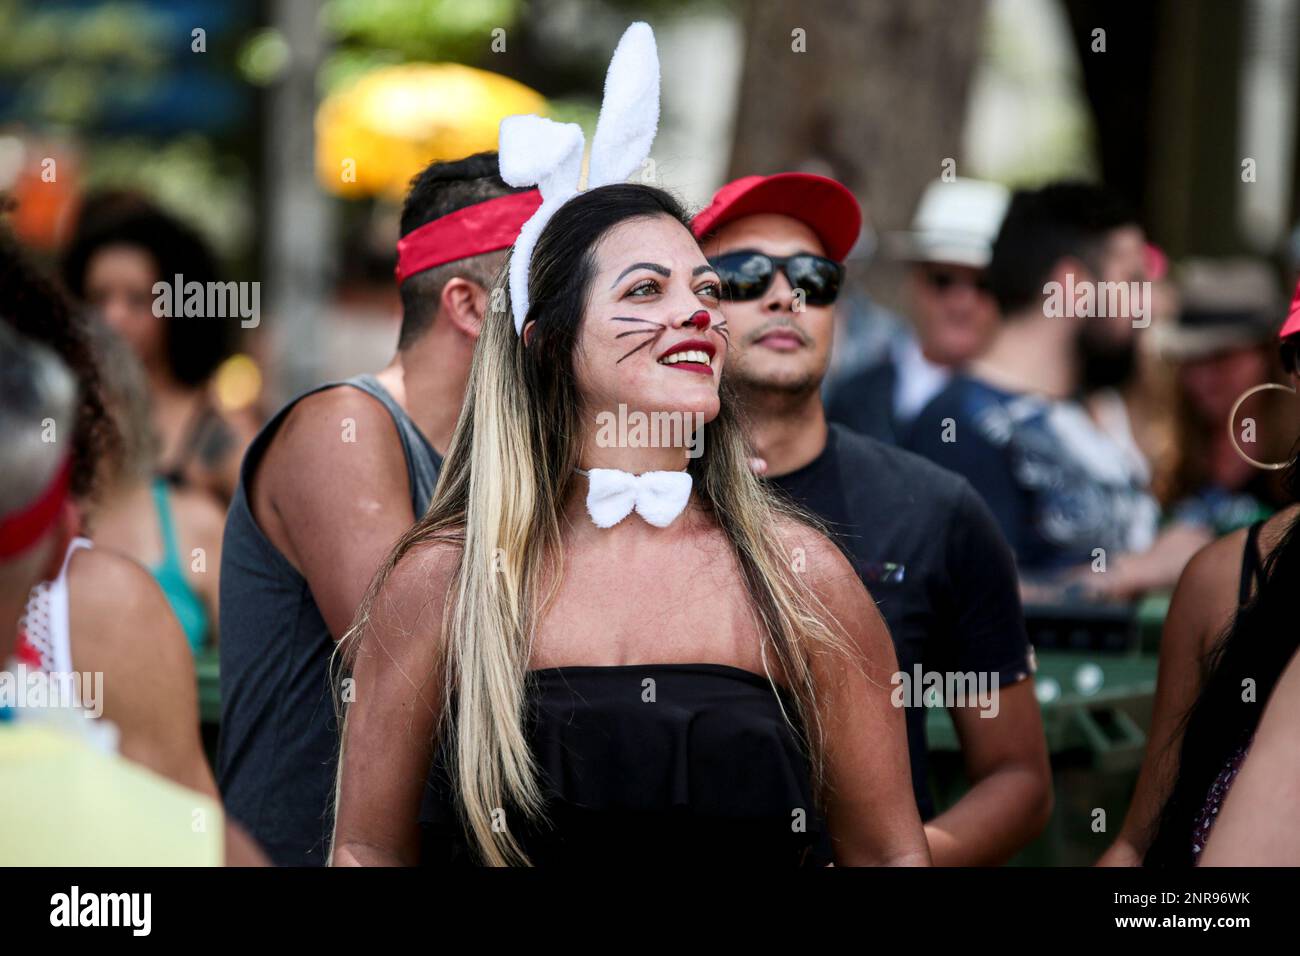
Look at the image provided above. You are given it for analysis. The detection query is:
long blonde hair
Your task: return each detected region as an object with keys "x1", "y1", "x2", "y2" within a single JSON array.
[{"x1": 337, "y1": 184, "x2": 856, "y2": 865}]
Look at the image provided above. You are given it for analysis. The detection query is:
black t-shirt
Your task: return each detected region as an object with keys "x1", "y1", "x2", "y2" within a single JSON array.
[{"x1": 767, "y1": 423, "x2": 1033, "y2": 820}]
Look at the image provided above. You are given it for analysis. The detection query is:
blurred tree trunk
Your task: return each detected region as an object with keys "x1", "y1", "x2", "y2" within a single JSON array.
[
  {"x1": 265, "y1": 0, "x2": 334, "y2": 401},
  {"x1": 728, "y1": 0, "x2": 988, "y2": 307},
  {"x1": 1060, "y1": 0, "x2": 1161, "y2": 224},
  {"x1": 1062, "y1": 0, "x2": 1246, "y2": 259}
]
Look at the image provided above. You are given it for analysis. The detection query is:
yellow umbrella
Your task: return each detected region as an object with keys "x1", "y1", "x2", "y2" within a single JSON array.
[{"x1": 316, "y1": 62, "x2": 548, "y2": 200}]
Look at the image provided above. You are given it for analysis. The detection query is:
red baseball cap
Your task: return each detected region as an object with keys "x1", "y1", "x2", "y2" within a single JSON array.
[
  {"x1": 1144, "y1": 242, "x2": 1168, "y2": 282},
  {"x1": 691, "y1": 173, "x2": 862, "y2": 262},
  {"x1": 1281, "y1": 279, "x2": 1300, "y2": 340}
]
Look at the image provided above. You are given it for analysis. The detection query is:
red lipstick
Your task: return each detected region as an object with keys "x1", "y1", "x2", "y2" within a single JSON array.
[{"x1": 656, "y1": 338, "x2": 717, "y2": 375}]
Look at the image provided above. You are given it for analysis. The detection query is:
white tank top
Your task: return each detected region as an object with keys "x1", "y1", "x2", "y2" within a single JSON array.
[
  {"x1": 20, "y1": 536, "x2": 92, "y2": 675},
  {"x1": 11, "y1": 537, "x2": 118, "y2": 753}
]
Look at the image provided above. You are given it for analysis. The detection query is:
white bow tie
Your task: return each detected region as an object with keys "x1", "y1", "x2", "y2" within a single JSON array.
[{"x1": 579, "y1": 467, "x2": 693, "y2": 528}]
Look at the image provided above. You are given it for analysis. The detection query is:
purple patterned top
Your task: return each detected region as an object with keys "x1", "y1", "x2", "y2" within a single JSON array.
[{"x1": 1191, "y1": 739, "x2": 1252, "y2": 864}]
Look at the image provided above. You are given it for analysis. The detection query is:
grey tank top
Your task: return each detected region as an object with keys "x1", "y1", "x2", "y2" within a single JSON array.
[{"x1": 215, "y1": 374, "x2": 441, "y2": 866}]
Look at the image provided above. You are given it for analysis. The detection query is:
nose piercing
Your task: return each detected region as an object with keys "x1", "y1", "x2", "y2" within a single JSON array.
[{"x1": 685, "y1": 310, "x2": 711, "y2": 331}]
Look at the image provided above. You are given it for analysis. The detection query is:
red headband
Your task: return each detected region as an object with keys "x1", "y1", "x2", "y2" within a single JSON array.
[
  {"x1": 0, "y1": 455, "x2": 71, "y2": 560},
  {"x1": 395, "y1": 189, "x2": 542, "y2": 285}
]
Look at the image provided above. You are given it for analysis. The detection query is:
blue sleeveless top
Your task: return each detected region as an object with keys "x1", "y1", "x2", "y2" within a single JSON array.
[
  {"x1": 419, "y1": 663, "x2": 826, "y2": 866},
  {"x1": 148, "y1": 476, "x2": 209, "y2": 654}
]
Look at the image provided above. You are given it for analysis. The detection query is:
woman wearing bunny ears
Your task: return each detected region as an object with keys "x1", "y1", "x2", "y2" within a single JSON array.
[{"x1": 331, "y1": 24, "x2": 927, "y2": 867}]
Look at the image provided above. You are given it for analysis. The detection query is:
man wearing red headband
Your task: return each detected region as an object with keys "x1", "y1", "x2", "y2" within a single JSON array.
[
  {"x1": 694, "y1": 173, "x2": 1050, "y2": 865},
  {"x1": 217, "y1": 152, "x2": 538, "y2": 865}
]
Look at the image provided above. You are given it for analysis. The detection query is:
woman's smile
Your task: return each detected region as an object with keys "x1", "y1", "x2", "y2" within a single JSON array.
[{"x1": 656, "y1": 338, "x2": 716, "y2": 375}]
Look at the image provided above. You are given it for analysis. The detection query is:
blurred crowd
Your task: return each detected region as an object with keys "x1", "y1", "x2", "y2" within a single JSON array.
[
  {"x1": 10, "y1": 173, "x2": 1296, "y2": 672},
  {"x1": 4, "y1": 109, "x2": 1300, "y2": 868},
  {"x1": 828, "y1": 177, "x2": 1299, "y2": 602}
]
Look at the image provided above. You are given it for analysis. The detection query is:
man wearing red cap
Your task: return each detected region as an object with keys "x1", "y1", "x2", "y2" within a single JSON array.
[
  {"x1": 694, "y1": 173, "x2": 1051, "y2": 865},
  {"x1": 217, "y1": 152, "x2": 538, "y2": 865}
]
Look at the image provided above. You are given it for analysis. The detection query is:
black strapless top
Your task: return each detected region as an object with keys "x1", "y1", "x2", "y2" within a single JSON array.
[{"x1": 418, "y1": 662, "x2": 826, "y2": 866}]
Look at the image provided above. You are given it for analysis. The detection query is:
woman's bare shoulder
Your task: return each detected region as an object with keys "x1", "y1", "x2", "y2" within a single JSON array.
[
  {"x1": 68, "y1": 546, "x2": 168, "y2": 617},
  {"x1": 769, "y1": 513, "x2": 856, "y2": 586},
  {"x1": 1178, "y1": 506, "x2": 1300, "y2": 612},
  {"x1": 1164, "y1": 529, "x2": 1248, "y2": 657},
  {"x1": 1260, "y1": 503, "x2": 1300, "y2": 556},
  {"x1": 768, "y1": 512, "x2": 884, "y2": 649},
  {"x1": 1179, "y1": 526, "x2": 1249, "y2": 594},
  {"x1": 397, "y1": 534, "x2": 464, "y2": 580},
  {"x1": 67, "y1": 546, "x2": 193, "y2": 677},
  {"x1": 1166, "y1": 510, "x2": 1297, "y2": 661},
  {"x1": 366, "y1": 534, "x2": 465, "y2": 627}
]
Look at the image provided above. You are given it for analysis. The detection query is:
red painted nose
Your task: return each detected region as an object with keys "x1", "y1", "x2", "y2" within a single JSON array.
[{"x1": 686, "y1": 310, "x2": 711, "y2": 331}]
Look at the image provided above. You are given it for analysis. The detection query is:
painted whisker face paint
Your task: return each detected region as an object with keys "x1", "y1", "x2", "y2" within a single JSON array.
[
  {"x1": 611, "y1": 316, "x2": 668, "y2": 364},
  {"x1": 607, "y1": 313, "x2": 724, "y2": 375},
  {"x1": 574, "y1": 216, "x2": 725, "y2": 423}
]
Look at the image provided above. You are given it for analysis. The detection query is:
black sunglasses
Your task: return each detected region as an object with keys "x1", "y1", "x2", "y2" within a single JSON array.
[
  {"x1": 922, "y1": 266, "x2": 992, "y2": 295},
  {"x1": 707, "y1": 251, "x2": 844, "y2": 307}
]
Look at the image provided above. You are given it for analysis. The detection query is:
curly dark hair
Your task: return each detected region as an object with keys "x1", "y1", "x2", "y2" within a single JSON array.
[
  {"x1": 60, "y1": 192, "x2": 232, "y2": 386},
  {"x1": 0, "y1": 227, "x2": 120, "y2": 500}
]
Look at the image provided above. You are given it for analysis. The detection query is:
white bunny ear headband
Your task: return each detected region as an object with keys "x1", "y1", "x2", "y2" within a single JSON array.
[{"x1": 498, "y1": 21, "x2": 661, "y2": 335}]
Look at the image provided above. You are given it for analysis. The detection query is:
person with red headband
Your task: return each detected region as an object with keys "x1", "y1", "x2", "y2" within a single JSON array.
[
  {"x1": 0, "y1": 327, "x2": 80, "y2": 664},
  {"x1": 1, "y1": 229, "x2": 220, "y2": 801},
  {"x1": 693, "y1": 173, "x2": 1051, "y2": 865},
  {"x1": 1103, "y1": 283, "x2": 1300, "y2": 866},
  {"x1": 217, "y1": 151, "x2": 538, "y2": 866},
  {"x1": 0, "y1": 323, "x2": 264, "y2": 864}
]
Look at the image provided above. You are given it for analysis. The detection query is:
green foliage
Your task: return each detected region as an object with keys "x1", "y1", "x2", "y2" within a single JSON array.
[
  {"x1": 0, "y1": 1, "x2": 169, "y2": 72},
  {"x1": 237, "y1": 28, "x2": 291, "y2": 87},
  {"x1": 322, "y1": 0, "x2": 522, "y2": 62},
  {"x1": 544, "y1": 97, "x2": 599, "y2": 139}
]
